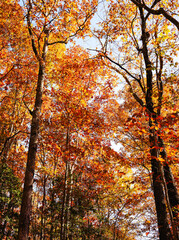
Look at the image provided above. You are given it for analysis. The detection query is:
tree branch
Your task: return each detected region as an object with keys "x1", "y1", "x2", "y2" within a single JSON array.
[
  {"x1": 27, "y1": 0, "x2": 40, "y2": 61},
  {"x1": 130, "y1": 0, "x2": 179, "y2": 30},
  {"x1": 0, "y1": 65, "x2": 15, "y2": 81},
  {"x1": 0, "y1": 131, "x2": 21, "y2": 156},
  {"x1": 111, "y1": 66, "x2": 145, "y2": 107},
  {"x1": 23, "y1": 99, "x2": 33, "y2": 115},
  {"x1": 101, "y1": 53, "x2": 141, "y2": 82}
]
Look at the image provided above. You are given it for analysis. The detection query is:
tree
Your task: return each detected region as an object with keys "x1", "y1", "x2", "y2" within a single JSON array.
[
  {"x1": 94, "y1": 0, "x2": 179, "y2": 239},
  {"x1": 14, "y1": 0, "x2": 98, "y2": 239}
]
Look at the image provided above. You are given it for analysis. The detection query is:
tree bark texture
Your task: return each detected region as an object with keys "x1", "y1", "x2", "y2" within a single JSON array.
[
  {"x1": 158, "y1": 137, "x2": 179, "y2": 238},
  {"x1": 18, "y1": 63, "x2": 46, "y2": 240},
  {"x1": 150, "y1": 133, "x2": 172, "y2": 240}
]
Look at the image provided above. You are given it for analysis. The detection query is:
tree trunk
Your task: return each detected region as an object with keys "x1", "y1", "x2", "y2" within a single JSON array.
[
  {"x1": 65, "y1": 163, "x2": 74, "y2": 240},
  {"x1": 164, "y1": 163, "x2": 179, "y2": 231},
  {"x1": 65, "y1": 163, "x2": 70, "y2": 240},
  {"x1": 60, "y1": 128, "x2": 71, "y2": 240},
  {"x1": 150, "y1": 141, "x2": 172, "y2": 240},
  {"x1": 60, "y1": 161, "x2": 68, "y2": 240},
  {"x1": 40, "y1": 176, "x2": 47, "y2": 240},
  {"x1": 18, "y1": 63, "x2": 46, "y2": 240},
  {"x1": 50, "y1": 180, "x2": 55, "y2": 240},
  {"x1": 149, "y1": 118, "x2": 172, "y2": 240},
  {"x1": 138, "y1": 4, "x2": 173, "y2": 239},
  {"x1": 158, "y1": 137, "x2": 179, "y2": 239}
]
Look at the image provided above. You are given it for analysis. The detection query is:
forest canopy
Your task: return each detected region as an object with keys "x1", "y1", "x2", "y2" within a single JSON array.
[{"x1": 0, "y1": 0, "x2": 178, "y2": 239}]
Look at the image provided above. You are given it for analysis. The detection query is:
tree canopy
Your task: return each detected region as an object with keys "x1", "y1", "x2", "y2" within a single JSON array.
[{"x1": 0, "y1": 0, "x2": 178, "y2": 239}]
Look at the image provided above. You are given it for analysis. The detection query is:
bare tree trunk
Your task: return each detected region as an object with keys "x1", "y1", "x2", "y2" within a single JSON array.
[
  {"x1": 158, "y1": 137, "x2": 179, "y2": 239},
  {"x1": 150, "y1": 131, "x2": 172, "y2": 240},
  {"x1": 18, "y1": 62, "x2": 46, "y2": 240},
  {"x1": 164, "y1": 163, "x2": 179, "y2": 238}
]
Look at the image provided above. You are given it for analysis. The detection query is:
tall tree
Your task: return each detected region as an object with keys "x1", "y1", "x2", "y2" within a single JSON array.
[
  {"x1": 16, "y1": 0, "x2": 98, "y2": 239},
  {"x1": 94, "y1": 0, "x2": 179, "y2": 239}
]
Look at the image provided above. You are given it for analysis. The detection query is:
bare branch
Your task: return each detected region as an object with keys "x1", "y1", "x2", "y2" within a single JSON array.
[
  {"x1": 101, "y1": 53, "x2": 141, "y2": 82},
  {"x1": 157, "y1": 53, "x2": 163, "y2": 115},
  {"x1": 130, "y1": 0, "x2": 179, "y2": 30},
  {"x1": 0, "y1": 65, "x2": 15, "y2": 81},
  {"x1": 144, "y1": 0, "x2": 161, "y2": 20},
  {"x1": 47, "y1": 40, "x2": 67, "y2": 46},
  {"x1": 0, "y1": 131, "x2": 22, "y2": 156},
  {"x1": 111, "y1": 66, "x2": 145, "y2": 107},
  {"x1": 23, "y1": 99, "x2": 33, "y2": 115}
]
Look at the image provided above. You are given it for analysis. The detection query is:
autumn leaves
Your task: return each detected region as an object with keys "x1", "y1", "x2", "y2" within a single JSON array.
[{"x1": 0, "y1": 0, "x2": 179, "y2": 239}]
